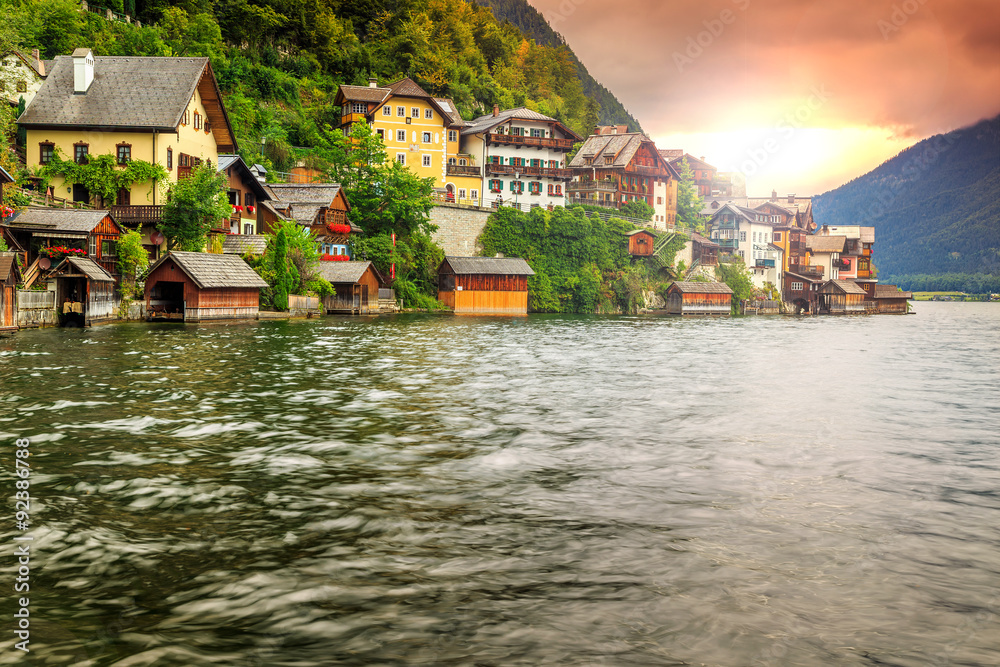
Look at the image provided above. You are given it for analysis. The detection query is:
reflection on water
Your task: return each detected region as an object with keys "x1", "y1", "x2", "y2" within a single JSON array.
[{"x1": 1, "y1": 303, "x2": 998, "y2": 665}]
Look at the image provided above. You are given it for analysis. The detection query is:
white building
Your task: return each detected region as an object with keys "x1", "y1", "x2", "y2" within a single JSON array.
[
  {"x1": 459, "y1": 106, "x2": 581, "y2": 211},
  {"x1": 708, "y1": 203, "x2": 784, "y2": 289},
  {"x1": 1, "y1": 49, "x2": 47, "y2": 108}
]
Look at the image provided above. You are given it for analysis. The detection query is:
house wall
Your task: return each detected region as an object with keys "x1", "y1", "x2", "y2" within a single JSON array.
[
  {"x1": 629, "y1": 233, "x2": 655, "y2": 256},
  {"x1": 187, "y1": 287, "x2": 259, "y2": 321},
  {"x1": 441, "y1": 289, "x2": 529, "y2": 315},
  {"x1": 2, "y1": 53, "x2": 44, "y2": 107},
  {"x1": 222, "y1": 166, "x2": 262, "y2": 234},
  {"x1": 478, "y1": 119, "x2": 573, "y2": 210},
  {"x1": 371, "y1": 95, "x2": 450, "y2": 186}
]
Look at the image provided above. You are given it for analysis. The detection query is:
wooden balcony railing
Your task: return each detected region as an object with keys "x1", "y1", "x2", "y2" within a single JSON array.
[
  {"x1": 567, "y1": 180, "x2": 618, "y2": 192},
  {"x1": 446, "y1": 164, "x2": 482, "y2": 177},
  {"x1": 485, "y1": 164, "x2": 574, "y2": 179},
  {"x1": 487, "y1": 134, "x2": 576, "y2": 151},
  {"x1": 110, "y1": 205, "x2": 164, "y2": 223},
  {"x1": 790, "y1": 264, "x2": 823, "y2": 278}
]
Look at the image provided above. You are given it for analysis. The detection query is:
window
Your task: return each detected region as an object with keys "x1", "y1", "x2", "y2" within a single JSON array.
[
  {"x1": 376, "y1": 129, "x2": 385, "y2": 141},
  {"x1": 459, "y1": 158, "x2": 467, "y2": 166},
  {"x1": 555, "y1": 185, "x2": 562, "y2": 195},
  {"x1": 511, "y1": 127, "x2": 523, "y2": 136},
  {"x1": 382, "y1": 105, "x2": 392, "y2": 116},
  {"x1": 448, "y1": 130, "x2": 457, "y2": 142},
  {"x1": 471, "y1": 189, "x2": 478, "y2": 201},
  {"x1": 774, "y1": 232, "x2": 782, "y2": 242},
  {"x1": 605, "y1": 156, "x2": 613, "y2": 164},
  {"x1": 489, "y1": 180, "x2": 501, "y2": 192},
  {"x1": 448, "y1": 157, "x2": 456, "y2": 165},
  {"x1": 115, "y1": 188, "x2": 130, "y2": 206},
  {"x1": 182, "y1": 109, "x2": 189, "y2": 125},
  {"x1": 740, "y1": 231, "x2": 747, "y2": 242},
  {"x1": 397, "y1": 129, "x2": 406, "y2": 142},
  {"x1": 411, "y1": 107, "x2": 420, "y2": 118},
  {"x1": 547, "y1": 183, "x2": 554, "y2": 195},
  {"x1": 425, "y1": 109, "x2": 433, "y2": 119},
  {"x1": 116, "y1": 143, "x2": 131, "y2": 164},
  {"x1": 396, "y1": 153, "x2": 406, "y2": 165},
  {"x1": 529, "y1": 181, "x2": 541, "y2": 194},
  {"x1": 422, "y1": 131, "x2": 431, "y2": 143},
  {"x1": 101, "y1": 239, "x2": 117, "y2": 258},
  {"x1": 458, "y1": 188, "x2": 466, "y2": 200},
  {"x1": 422, "y1": 155, "x2": 431, "y2": 167},
  {"x1": 397, "y1": 106, "x2": 405, "y2": 117},
  {"x1": 245, "y1": 192, "x2": 255, "y2": 208},
  {"x1": 16, "y1": 81, "x2": 27, "y2": 93},
  {"x1": 657, "y1": 197, "x2": 663, "y2": 205},
  {"x1": 791, "y1": 281, "x2": 804, "y2": 291},
  {"x1": 166, "y1": 147, "x2": 173, "y2": 170},
  {"x1": 509, "y1": 181, "x2": 523, "y2": 194},
  {"x1": 204, "y1": 120, "x2": 211, "y2": 134},
  {"x1": 244, "y1": 223, "x2": 254, "y2": 235},
  {"x1": 352, "y1": 102, "x2": 366, "y2": 114},
  {"x1": 193, "y1": 111, "x2": 201, "y2": 130},
  {"x1": 39, "y1": 142, "x2": 54, "y2": 165},
  {"x1": 88, "y1": 236, "x2": 97, "y2": 257},
  {"x1": 74, "y1": 143, "x2": 89, "y2": 164}
]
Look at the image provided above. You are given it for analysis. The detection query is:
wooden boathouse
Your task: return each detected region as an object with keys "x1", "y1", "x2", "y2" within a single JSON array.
[
  {"x1": 48, "y1": 256, "x2": 117, "y2": 326},
  {"x1": 665, "y1": 281, "x2": 733, "y2": 315},
  {"x1": 437, "y1": 256, "x2": 534, "y2": 315},
  {"x1": 0, "y1": 252, "x2": 21, "y2": 332},
  {"x1": 871, "y1": 284, "x2": 912, "y2": 314},
  {"x1": 818, "y1": 279, "x2": 867, "y2": 314},
  {"x1": 144, "y1": 251, "x2": 268, "y2": 322},
  {"x1": 316, "y1": 260, "x2": 383, "y2": 314}
]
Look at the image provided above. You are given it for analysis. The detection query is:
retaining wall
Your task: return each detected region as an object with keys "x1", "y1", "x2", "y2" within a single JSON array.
[{"x1": 429, "y1": 204, "x2": 494, "y2": 257}]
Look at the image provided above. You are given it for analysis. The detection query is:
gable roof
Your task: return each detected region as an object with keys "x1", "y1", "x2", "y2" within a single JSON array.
[
  {"x1": 4, "y1": 208, "x2": 116, "y2": 234},
  {"x1": 0, "y1": 252, "x2": 21, "y2": 283},
  {"x1": 217, "y1": 154, "x2": 270, "y2": 202},
  {"x1": 2, "y1": 50, "x2": 47, "y2": 78},
  {"x1": 690, "y1": 232, "x2": 718, "y2": 248},
  {"x1": 625, "y1": 229, "x2": 657, "y2": 237},
  {"x1": 262, "y1": 183, "x2": 344, "y2": 206},
  {"x1": 316, "y1": 260, "x2": 378, "y2": 284},
  {"x1": 336, "y1": 84, "x2": 391, "y2": 105},
  {"x1": 433, "y1": 97, "x2": 465, "y2": 127},
  {"x1": 806, "y1": 235, "x2": 847, "y2": 253},
  {"x1": 874, "y1": 284, "x2": 912, "y2": 299},
  {"x1": 62, "y1": 256, "x2": 115, "y2": 282},
  {"x1": 667, "y1": 153, "x2": 715, "y2": 171},
  {"x1": 569, "y1": 133, "x2": 645, "y2": 168},
  {"x1": 821, "y1": 279, "x2": 868, "y2": 295},
  {"x1": 148, "y1": 251, "x2": 268, "y2": 289},
  {"x1": 462, "y1": 107, "x2": 582, "y2": 140},
  {"x1": 441, "y1": 256, "x2": 535, "y2": 276},
  {"x1": 18, "y1": 54, "x2": 237, "y2": 150},
  {"x1": 222, "y1": 234, "x2": 268, "y2": 256},
  {"x1": 669, "y1": 281, "x2": 733, "y2": 294}
]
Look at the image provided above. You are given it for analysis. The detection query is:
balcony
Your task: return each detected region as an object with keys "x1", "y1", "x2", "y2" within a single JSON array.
[
  {"x1": 487, "y1": 134, "x2": 576, "y2": 151},
  {"x1": 629, "y1": 164, "x2": 668, "y2": 178},
  {"x1": 789, "y1": 264, "x2": 823, "y2": 279},
  {"x1": 340, "y1": 112, "x2": 368, "y2": 127},
  {"x1": 754, "y1": 259, "x2": 776, "y2": 268},
  {"x1": 714, "y1": 238, "x2": 739, "y2": 250},
  {"x1": 485, "y1": 163, "x2": 575, "y2": 179},
  {"x1": 446, "y1": 164, "x2": 482, "y2": 177},
  {"x1": 567, "y1": 180, "x2": 618, "y2": 192},
  {"x1": 110, "y1": 205, "x2": 163, "y2": 224}
]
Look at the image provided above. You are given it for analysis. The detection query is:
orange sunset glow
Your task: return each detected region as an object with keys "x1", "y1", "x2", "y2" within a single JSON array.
[{"x1": 527, "y1": 0, "x2": 1000, "y2": 194}]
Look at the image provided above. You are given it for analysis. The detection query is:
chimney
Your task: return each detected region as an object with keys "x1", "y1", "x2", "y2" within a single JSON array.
[
  {"x1": 32, "y1": 49, "x2": 44, "y2": 76},
  {"x1": 492, "y1": 104, "x2": 499, "y2": 117},
  {"x1": 787, "y1": 193, "x2": 795, "y2": 204},
  {"x1": 72, "y1": 48, "x2": 94, "y2": 94},
  {"x1": 368, "y1": 78, "x2": 378, "y2": 88},
  {"x1": 771, "y1": 189, "x2": 777, "y2": 202}
]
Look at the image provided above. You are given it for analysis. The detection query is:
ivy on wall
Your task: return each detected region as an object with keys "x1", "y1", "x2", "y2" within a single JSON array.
[{"x1": 40, "y1": 151, "x2": 167, "y2": 204}]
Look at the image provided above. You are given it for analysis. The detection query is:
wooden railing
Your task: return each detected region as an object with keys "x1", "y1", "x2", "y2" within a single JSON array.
[
  {"x1": 485, "y1": 164, "x2": 574, "y2": 179},
  {"x1": 446, "y1": 164, "x2": 482, "y2": 177},
  {"x1": 487, "y1": 134, "x2": 575, "y2": 151},
  {"x1": 567, "y1": 180, "x2": 617, "y2": 192},
  {"x1": 21, "y1": 257, "x2": 41, "y2": 290},
  {"x1": 110, "y1": 205, "x2": 163, "y2": 223}
]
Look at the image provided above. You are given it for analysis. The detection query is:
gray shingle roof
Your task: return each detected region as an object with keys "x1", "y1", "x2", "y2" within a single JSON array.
[
  {"x1": 150, "y1": 251, "x2": 268, "y2": 289},
  {"x1": 669, "y1": 281, "x2": 734, "y2": 294},
  {"x1": 387, "y1": 77, "x2": 431, "y2": 98},
  {"x1": 18, "y1": 55, "x2": 209, "y2": 130},
  {"x1": 65, "y1": 256, "x2": 114, "y2": 282},
  {"x1": 875, "y1": 284, "x2": 912, "y2": 299},
  {"x1": 6, "y1": 208, "x2": 112, "y2": 233},
  {"x1": 338, "y1": 85, "x2": 391, "y2": 104},
  {"x1": 806, "y1": 235, "x2": 847, "y2": 253},
  {"x1": 442, "y1": 257, "x2": 535, "y2": 276},
  {"x1": 262, "y1": 183, "x2": 342, "y2": 205},
  {"x1": 568, "y1": 133, "x2": 660, "y2": 169},
  {"x1": 821, "y1": 279, "x2": 868, "y2": 295},
  {"x1": 222, "y1": 235, "x2": 268, "y2": 255},
  {"x1": 0, "y1": 252, "x2": 20, "y2": 282},
  {"x1": 433, "y1": 97, "x2": 465, "y2": 127},
  {"x1": 316, "y1": 260, "x2": 376, "y2": 284}
]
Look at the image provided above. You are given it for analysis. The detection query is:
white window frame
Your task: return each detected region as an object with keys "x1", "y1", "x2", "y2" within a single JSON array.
[
  {"x1": 471, "y1": 189, "x2": 478, "y2": 201},
  {"x1": 397, "y1": 129, "x2": 406, "y2": 142},
  {"x1": 425, "y1": 109, "x2": 433, "y2": 119},
  {"x1": 422, "y1": 131, "x2": 431, "y2": 143},
  {"x1": 397, "y1": 106, "x2": 405, "y2": 117},
  {"x1": 458, "y1": 188, "x2": 466, "y2": 200},
  {"x1": 448, "y1": 130, "x2": 457, "y2": 142},
  {"x1": 422, "y1": 154, "x2": 431, "y2": 167},
  {"x1": 383, "y1": 105, "x2": 392, "y2": 116},
  {"x1": 411, "y1": 107, "x2": 420, "y2": 118},
  {"x1": 396, "y1": 153, "x2": 406, "y2": 165},
  {"x1": 351, "y1": 103, "x2": 366, "y2": 114},
  {"x1": 791, "y1": 281, "x2": 804, "y2": 291}
]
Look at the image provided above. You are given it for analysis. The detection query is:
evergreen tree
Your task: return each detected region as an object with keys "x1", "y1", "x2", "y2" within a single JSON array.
[{"x1": 676, "y1": 158, "x2": 704, "y2": 229}]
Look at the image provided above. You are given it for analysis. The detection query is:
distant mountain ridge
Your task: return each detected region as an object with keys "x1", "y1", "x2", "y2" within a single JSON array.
[
  {"x1": 473, "y1": 0, "x2": 645, "y2": 133},
  {"x1": 813, "y1": 115, "x2": 1000, "y2": 278}
]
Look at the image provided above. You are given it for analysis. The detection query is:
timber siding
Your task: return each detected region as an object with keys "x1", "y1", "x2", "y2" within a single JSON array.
[
  {"x1": 144, "y1": 251, "x2": 267, "y2": 322},
  {"x1": 438, "y1": 256, "x2": 534, "y2": 315}
]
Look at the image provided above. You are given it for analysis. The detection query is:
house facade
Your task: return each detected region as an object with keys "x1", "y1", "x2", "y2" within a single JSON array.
[
  {"x1": 816, "y1": 225, "x2": 877, "y2": 295},
  {"x1": 569, "y1": 132, "x2": 679, "y2": 227},
  {"x1": 461, "y1": 106, "x2": 580, "y2": 211},
  {"x1": 218, "y1": 154, "x2": 270, "y2": 236},
  {"x1": 665, "y1": 281, "x2": 733, "y2": 316},
  {"x1": 334, "y1": 78, "x2": 464, "y2": 191},
  {"x1": 707, "y1": 203, "x2": 782, "y2": 288},
  {"x1": 17, "y1": 49, "x2": 238, "y2": 256},
  {"x1": 261, "y1": 183, "x2": 357, "y2": 258},
  {"x1": 665, "y1": 153, "x2": 716, "y2": 197},
  {"x1": 1, "y1": 49, "x2": 47, "y2": 108}
]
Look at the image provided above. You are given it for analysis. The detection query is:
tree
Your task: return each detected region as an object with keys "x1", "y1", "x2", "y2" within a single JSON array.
[
  {"x1": 675, "y1": 158, "x2": 705, "y2": 229},
  {"x1": 317, "y1": 120, "x2": 435, "y2": 237},
  {"x1": 259, "y1": 218, "x2": 332, "y2": 310},
  {"x1": 716, "y1": 258, "x2": 755, "y2": 314},
  {"x1": 620, "y1": 199, "x2": 654, "y2": 221},
  {"x1": 116, "y1": 227, "x2": 148, "y2": 297},
  {"x1": 270, "y1": 227, "x2": 292, "y2": 310},
  {"x1": 159, "y1": 163, "x2": 231, "y2": 251}
]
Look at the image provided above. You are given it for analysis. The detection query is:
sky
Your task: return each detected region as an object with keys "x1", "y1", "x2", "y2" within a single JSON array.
[{"x1": 526, "y1": 0, "x2": 1000, "y2": 195}]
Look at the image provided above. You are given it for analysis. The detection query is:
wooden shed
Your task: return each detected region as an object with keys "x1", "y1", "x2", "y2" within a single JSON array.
[
  {"x1": 818, "y1": 279, "x2": 868, "y2": 314},
  {"x1": 47, "y1": 256, "x2": 117, "y2": 326},
  {"x1": 625, "y1": 229, "x2": 656, "y2": 257},
  {"x1": 438, "y1": 256, "x2": 535, "y2": 315},
  {"x1": 316, "y1": 260, "x2": 383, "y2": 314},
  {"x1": 872, "y1": 284, "x2": 912, "y2": 314},
  {"x1": 665, "y1": 281, "x2": 733, "y2": 315},
  {"x1": 144, "y1": 251, "x2": 268, "y2": 322},
  {"x1": 0, "y1": 252, "x2": 21, "y2": 331},
  {"x1": 690, "y1": 232, "x2": 719, "y2": 266}
]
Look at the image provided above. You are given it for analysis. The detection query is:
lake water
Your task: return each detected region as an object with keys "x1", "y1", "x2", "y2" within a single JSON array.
[{"x1": 1, "y1": 302, "x2": 998, "y2": 666}]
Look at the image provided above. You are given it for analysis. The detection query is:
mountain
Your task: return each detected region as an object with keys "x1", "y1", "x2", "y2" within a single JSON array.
[
  {"x1": 472, "y1": 0, "x2": 644, "y2": 133},
  {"x1": 813, "y1": 115, "x2": 1000, "y2": 279}
]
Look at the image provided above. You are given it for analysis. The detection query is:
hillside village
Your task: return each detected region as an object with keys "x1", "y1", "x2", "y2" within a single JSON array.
[{"x1": 0, "y1": 43, "x2": 914, "y2": 330}]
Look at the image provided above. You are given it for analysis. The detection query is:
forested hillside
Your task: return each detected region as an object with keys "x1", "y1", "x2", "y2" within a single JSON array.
[
  {"x1": 813, "y1": 115, "x2": 1000, "y2": 287},
  {"x1": 0, "y1": 0, "x2": 636, "y2": 173},
  {"x1": 472, "y1": 0, "x2": 644, "y2": 132}
]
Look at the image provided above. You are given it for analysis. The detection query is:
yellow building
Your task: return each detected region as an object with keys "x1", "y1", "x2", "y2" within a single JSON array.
[
  {"x1": 334, "y1": 78, "x2": 480, "y2": 203},
  {"x1": 17, "y1": 48, "x2": 238, "y2": 255}
]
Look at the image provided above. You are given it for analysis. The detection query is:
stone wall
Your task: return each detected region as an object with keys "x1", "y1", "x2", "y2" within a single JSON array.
[{"x1": 429, "y1": 203, "x2": 494, "y2": 257}]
